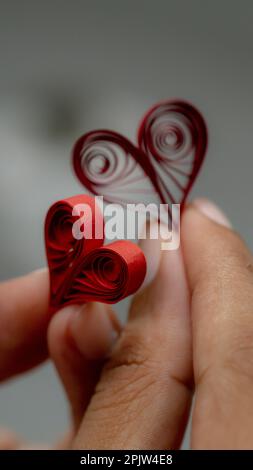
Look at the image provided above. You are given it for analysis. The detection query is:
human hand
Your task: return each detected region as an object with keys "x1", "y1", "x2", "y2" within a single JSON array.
[
  {"x1": 0, "y1": 269, "x2": 120, "y2": 449},
  {"x1": 49, "y1": 198, "x2": 253, "y2": 449},
  {"x1": 2, "y1": 198, "x2": 253, "y2": 449},
  {"x1": 0, "y1": 268, "x2": 50, "y2": 448}
]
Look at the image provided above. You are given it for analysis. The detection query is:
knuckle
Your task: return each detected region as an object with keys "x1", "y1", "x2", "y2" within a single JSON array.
[
  {"x1": 88, "y1": 325, "x2": 166, "y2": 416},
  {"x1": 198, "y1": 335, "x2": 253, "y2": 394},
  {"x1": 104, "y1": 326, "x2": 159, "y2": 388},
  {"x1": 223, "y1": 335, "x2": 253, "y2": 384},
  {"x1": 107, "y1": 324, "x2": 154, "y2": 370}
]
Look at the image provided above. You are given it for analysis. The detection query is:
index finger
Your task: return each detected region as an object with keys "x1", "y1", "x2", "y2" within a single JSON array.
[
  {"x1": 182, "y1": 200, "x2": 253, "y2": 449},
  {"x1": 0, "y1": 269, "x2": 50, "y2": 380}
]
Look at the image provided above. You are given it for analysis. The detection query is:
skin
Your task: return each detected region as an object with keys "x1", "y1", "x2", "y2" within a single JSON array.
[{"x1": 0, "y1": 199, "x2": 253, "y2": 449}]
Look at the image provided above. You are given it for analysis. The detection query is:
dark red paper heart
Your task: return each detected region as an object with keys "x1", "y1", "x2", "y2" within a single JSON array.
[
  {"x1": 45, "y1": 194, "x2": 146, "y2": 312},
  {"x1": 72, "y1": 100, "x2": 208, "y2": 220}
]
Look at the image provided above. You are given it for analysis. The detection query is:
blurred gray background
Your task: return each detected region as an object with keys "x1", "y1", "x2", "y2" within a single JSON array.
[{"x1": 0, "y1": 0, "x2": 252, "y2": 448}]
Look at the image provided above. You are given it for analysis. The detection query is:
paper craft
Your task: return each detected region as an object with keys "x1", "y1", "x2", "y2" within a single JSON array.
[
  {"x1": 45, "y1": 195, "x2": 147, "y2": 312},
  {"x1": 45, "y1": 100, "x2": 207, "y2": 311},
  {"x1": 73, "y1": 100, "x2": 208, "y2": 220}
]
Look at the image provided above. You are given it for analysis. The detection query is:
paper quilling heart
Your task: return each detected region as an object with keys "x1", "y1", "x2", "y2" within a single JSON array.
[
  {"x1": 45, "y1": 195, "x2": 147, "y2": 312},
  {"x1": 73, "y1": 100, "x2": 208, "y2": 220},
  {"x1": 45, "y1": 99, "x2": 208, "y2": 311}
]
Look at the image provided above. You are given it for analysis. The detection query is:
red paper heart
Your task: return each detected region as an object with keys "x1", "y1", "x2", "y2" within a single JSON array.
[
  {"x1": 45, "y1": 194, "x2": 146, "y2": 312},
  {"x1": 73, "y1": 100, "x2": 208, "y2": 220}
]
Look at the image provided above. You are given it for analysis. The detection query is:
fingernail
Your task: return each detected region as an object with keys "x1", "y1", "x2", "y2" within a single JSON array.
[
  {"x1": 192, "y1": 198, "x2": 231, "y2": 228},
  {"x1": 138, "y1": 220, "x2": 162, "y2": 290},
  {"x1": 69, "y1": 303, "x2": 119, "y2": 359}
]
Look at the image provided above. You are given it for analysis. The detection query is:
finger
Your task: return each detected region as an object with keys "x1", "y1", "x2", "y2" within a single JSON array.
[
  {"x1": 0, "y1": 269, "x2": 50, "y2": 380},
  {"x1": 53, "y1": 430, "x2": 74, "y2": 450},
  {"x1": 0, "y1": 427, "x2": 70, "y2": 450},
  {"x1": 17, "y1": 443, "x2": 50, "y2": 450},
  {"x1": 0, "y1": 428, "x2": 22, "y2": 450},
  {"x1": 182, "y1": 199, "x2": 253, "y2": 449},
  {"x1": 74, "y1": 223, "x2": 193, "y2": 449},
  {"x1": 48, "y1": 302, "x2": 120, "y2": 429}
]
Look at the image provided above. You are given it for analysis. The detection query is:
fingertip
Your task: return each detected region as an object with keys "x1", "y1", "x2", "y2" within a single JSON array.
[
  {"x1": 181, "y1": 198, "x2": 253, "y2": 304},
  {"x1": 48, "y1": 303, "x2": 121, "y2": 428},
  {"x1": 47, "y1": 305, "x2": 77, "y2": 358},
  {"x1": 183, "y1": 199, "x2": 231, "y2": 235},
  {"x1": 48, "y1": 303, "x2": 120, "y2": 363},
  {"x1": 192, "y1": 198, "x2": 231, "y2": 228},
  {"x1": 69, "y1": 303, "x2": 119, "y2": 360},
  {"x1": 181, "y1": 201, "x2": 232, "y2": 273}
]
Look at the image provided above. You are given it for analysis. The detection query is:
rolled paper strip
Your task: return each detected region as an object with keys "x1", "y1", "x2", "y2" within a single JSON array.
[
  {"x1": 62, "y1": 241, "x2": 146, "y2": 305},
  {"x1": 72, "y1": 130, "x2": 145, "y2": 205},
  {"x1": 72, "y1": 100, "x2": 208, "y2": 218},
  {"x1": 45, "y1": 195, "x2": 146, "y2": 312},
  {"x1": 137, "y1": 100, "x2": 208, "y2": 208}
]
